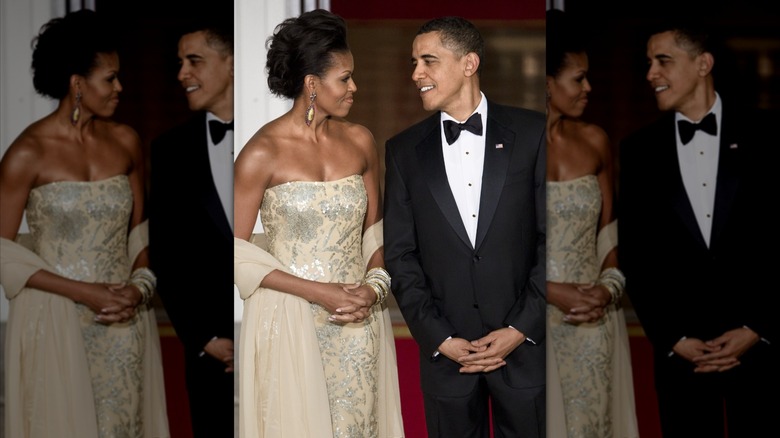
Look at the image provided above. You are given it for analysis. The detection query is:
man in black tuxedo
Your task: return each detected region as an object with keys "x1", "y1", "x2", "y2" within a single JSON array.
[
  {"x1": 148, "y1": 15, "x2": 234, "y2": 437},
  {"x1": 619, "y1": 22, "x2": 777, "y2": 437},
  {"x1": 384, "y1": 16, "x2": 546, "y2": 437}
]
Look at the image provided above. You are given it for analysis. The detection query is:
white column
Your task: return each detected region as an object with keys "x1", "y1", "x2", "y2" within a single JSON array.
[
  {"x1": 234, "y1": 0, "x2": 293, "y2": 173},
  {"x1": 0, "y1": 0, "x2": 62, "y2": 162},
  {"x1": 0, "y1": 0, "x2": 64, "y2": 321}
]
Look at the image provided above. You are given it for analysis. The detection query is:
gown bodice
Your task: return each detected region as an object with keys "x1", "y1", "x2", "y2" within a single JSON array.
[
  {"x1": 547, "y1": 174, "x2": 601, "y2": 284},
  {"x1": 26, "y1": 174, "x2": 132, "y2": 284},
  {"x1": 260, "y1": 174, "x2": 367, "y2": 284}
]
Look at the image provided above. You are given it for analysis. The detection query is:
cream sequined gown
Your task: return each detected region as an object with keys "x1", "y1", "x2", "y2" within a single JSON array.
[
  {"x1": 260, "y1": 175, "x2": 380, "y2": 437},
  {"x1": 19, "y1": 175, "x2": 167, "y2": 437},
  {"x1": 546, "y1": 175, "x2": 637, "y2": 438}
]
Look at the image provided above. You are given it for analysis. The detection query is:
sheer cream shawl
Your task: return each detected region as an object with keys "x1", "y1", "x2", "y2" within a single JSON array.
[
  {"x1": 1, "y1": 221, "x2": 169, "y2": 438},
  {"x1": 235, "y1": 220, "x2": 404, "y2": 438}
]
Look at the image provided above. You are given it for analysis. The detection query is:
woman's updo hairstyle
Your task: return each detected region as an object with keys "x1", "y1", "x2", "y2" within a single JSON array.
[
  {"x1": 546, "y1": 8, "x2": 588, "y2": 78},
  {"x1": 31, "y1": 9, "x2": 118, "y2": 100},
  {"x1": 266, "y1": 9, "x2": 349, "y2": 99}
]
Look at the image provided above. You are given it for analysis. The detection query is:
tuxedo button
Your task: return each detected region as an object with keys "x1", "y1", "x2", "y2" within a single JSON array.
[
  {"x1": 473, "y1": 255, "x2": 482, "y2": 262},
  {"x1": 473, "y1": 303, "x2": 479, "y2": 309}
]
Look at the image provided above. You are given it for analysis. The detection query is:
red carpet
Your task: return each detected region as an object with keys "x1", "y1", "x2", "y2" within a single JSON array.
[
  {"x1": 628, "y1": 324, "x2": 662, "y2": 438},
  {"x1": 392, "y1": 325, "x2": 428, "y2": 438},
  {"x1": 159, "y1": 323, "x2": 661, "y2": 438},
  {"x1": 158, "y1": 325, "x2": 193, "y2": 438},
  {"x1": 392, "y1": 324, "x2": 662, "y2": 438}
]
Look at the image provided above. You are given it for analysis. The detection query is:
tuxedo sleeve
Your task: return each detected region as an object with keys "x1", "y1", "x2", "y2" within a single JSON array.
[
  {"x1": 617, "y1": 136, "x2": 687, "y2": 351},
  {"x1": 738, "y1": 121, "x2": 776, "y2": 343},
  {"x1": 502, "y1": 122, "x2": 546, "y2": 344},
  {"x1": 383, "y1": 141, "x2": 457, "y2": 356},
  {"x1": 148, "y1": 135, "x2": 230, "y2": 354}
]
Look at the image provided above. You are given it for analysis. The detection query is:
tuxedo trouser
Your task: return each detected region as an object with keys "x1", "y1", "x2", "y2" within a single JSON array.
[
  {"x1": 184, "y1": 351, "x2": 234, "y2": 438},
  {"x1": 423, "y1": 372, "x2": 545, "y2": 438},
  {"x1": 655, "y1": 342, "x2": 777, "y2": 438}
]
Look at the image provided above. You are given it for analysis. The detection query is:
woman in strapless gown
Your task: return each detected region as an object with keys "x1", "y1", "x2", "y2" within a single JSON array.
[
  {"x1": 0, "y1": 10, "x2": 168, "y2": 438},
  {"x1": 233, "y1": 9, "x2": 403, "y2": 438},
  {"x1": 545, "y1": 9, "x2": 638, "y2": 438}
]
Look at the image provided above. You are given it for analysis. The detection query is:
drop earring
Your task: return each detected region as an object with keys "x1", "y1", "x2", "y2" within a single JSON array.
[
  {"x1": 305, "y1": 91, "x2": 316, "y2": 126},
  {"x1": 71, "y1": 91, "x2": 82, "y2": 126}
]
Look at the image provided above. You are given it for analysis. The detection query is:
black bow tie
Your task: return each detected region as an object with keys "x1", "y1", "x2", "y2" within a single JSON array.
[
  {"x1": 677, "y1": 112, "x2": 716, "y2": 145},
  {"x1": 209, "y1": 119, "x2": 234, "y2": 144},
  {"x1": 443, "y1": 113, "x2": 483, "y2": 145}
]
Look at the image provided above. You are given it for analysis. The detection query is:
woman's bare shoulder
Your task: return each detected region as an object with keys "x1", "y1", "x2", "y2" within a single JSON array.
[
  {"x1": 0, "y1": 121, "x2": 57, "y2": 184},
  {"x1": 575, "y1": 120, "x2": 609, "y2": 142},
  {"x1": 573, "y1": 120, "x2": 611, "y2": 155},
  {"x1": 1, "y1": 120, "x2": 53, "y2": 164},
  {"x1": 331, "y1": 118, "x2": 376, "y2": 152},
  {"x1": 237, "y1": 119, "x2": 295, "y2": 169},
  {"x1": 102, "y1": 120, "x2": 142, "y2": 153},
  {"x1": 242, "y1": 119, "x2": 288, "y2": 155},
  {"x1": 344, "y1": 119, "x2": 374, "y2": 138}
]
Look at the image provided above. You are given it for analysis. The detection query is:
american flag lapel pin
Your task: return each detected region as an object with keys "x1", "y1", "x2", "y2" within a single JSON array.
[
  {"x1": 495, "y1": 143, "x2": 504, "y2": 149},
  {"x1": 729, "y1": 143, "x2": 738, "y2": 149}
]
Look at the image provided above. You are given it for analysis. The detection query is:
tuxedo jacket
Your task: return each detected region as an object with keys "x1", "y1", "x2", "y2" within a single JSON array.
[
  {"x1": 618, "y1": 103, "x2": 775, "y2": 358},
  {"x1": 148, "y1": 112, "x2": 234, "y2": 357},
  {"x1": 384, "y1": 101, "x2": 546, "y2": 397}
]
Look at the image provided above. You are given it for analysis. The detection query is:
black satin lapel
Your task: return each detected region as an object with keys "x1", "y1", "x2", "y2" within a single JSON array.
[
  {"x1": 658, "y1": 117, "x2": 708, "y2": 249},
  {"x1": 192, "y1": 118, "x2": 233, "y2": 239},
  {"x1": 416, "y1": 129, "x2": 472, "y2": 249},
  {"x1": 204, "y1": 186, "x2": 233, "y2": 238},
  {"x1": 710, "y1": 113, "x2": 741, "y2": 248},
  {"x1": 671, "y1": 183, "x2": 708, "y2": 249},
  {"x1": 474, "y1": 120, "x2": 513, "y2": 250}
]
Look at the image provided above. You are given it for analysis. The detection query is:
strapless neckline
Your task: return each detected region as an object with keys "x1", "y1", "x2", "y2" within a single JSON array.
[
  {"x1": 547, "y1": 173, "x2": 597, "y2": 185},
  {"x1": 31, "y1": 174, "x2": 129, "y2": 192},
  {"x1": 270, "y1": 174, "x2": 362, "y2": 190}
]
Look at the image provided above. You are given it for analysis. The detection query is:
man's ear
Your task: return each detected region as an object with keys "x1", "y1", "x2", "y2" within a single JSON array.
[
  {"x1": 698, "y1": 52, "x2": 714, "y2": 77},
  {"x1": 464, "y1": 52, "x2": 480, "y2": 77}
]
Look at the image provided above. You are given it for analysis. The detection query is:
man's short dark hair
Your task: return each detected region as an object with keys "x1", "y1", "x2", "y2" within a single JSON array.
[
  {"x1": 417, "y1": 16, "x2": 485, "y2": 74},
  {"x1": 178, "y1": 12, "x2": 233, "y2": 56}
]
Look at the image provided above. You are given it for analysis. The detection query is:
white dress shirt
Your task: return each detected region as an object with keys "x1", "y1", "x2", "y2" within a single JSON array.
[
  {"x1": 206, "y1": 112, "x2": 234, "y2": 230},
  {"x1": 675, "y1": 93, "x2": 722, "y2": 247},
  {"x1": 441, "y1": 92, "x2": 488, "y2": 247}
]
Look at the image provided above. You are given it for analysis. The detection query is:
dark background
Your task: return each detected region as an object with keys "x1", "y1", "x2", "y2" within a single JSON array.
[
  {"x1": 552, "y1": 0, "x2": 780, "y2": 148},
  {"x1": 93, "y1": 0, "x2": 233, "y2": 156}
]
